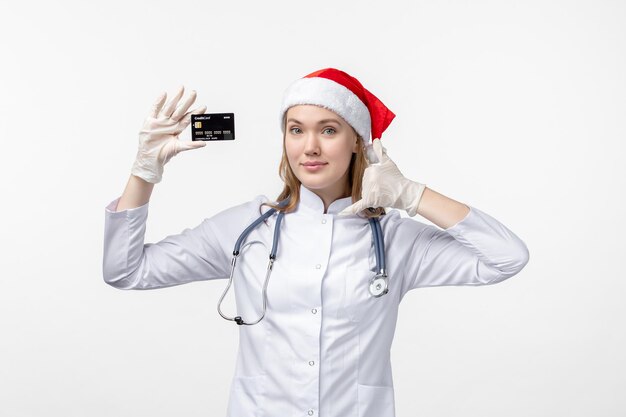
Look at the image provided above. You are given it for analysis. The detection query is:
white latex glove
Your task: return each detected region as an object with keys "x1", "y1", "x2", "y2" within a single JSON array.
[
  {"x1": 337, "y1": 139, "x2": 426, "y2": 217},
  {"x1": 131, "y1": 86, "x2": 207, "y2": 184}
]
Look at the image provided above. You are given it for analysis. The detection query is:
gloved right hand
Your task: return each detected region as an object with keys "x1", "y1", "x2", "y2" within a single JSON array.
[{"x1": 131, "y1": 86, "x2": 208, "y2": 184}]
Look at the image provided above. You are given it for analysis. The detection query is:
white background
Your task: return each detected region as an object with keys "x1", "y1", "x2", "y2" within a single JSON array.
[{"x1": 1, "y1": 0, "x2": 624, "y2": 416}]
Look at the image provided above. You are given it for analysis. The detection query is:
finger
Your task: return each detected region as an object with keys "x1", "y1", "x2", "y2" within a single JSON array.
[
  {"x1": 171, "y1": 90, "x2": 197, "y2": 122},
  {"x1": 381, "y1": 145, "x2": 390, "y2": 162},
  {"x1": 178, "y1": 105, "x2": 207, "y2": 130},
  {"x1": 149, "y1": 92, "x2": 167, "y2": 118},
  {"x1": 161, "y1": 85, "x2": 185, "y2": 118},
  {"x1": 337, "y1": 199, "x2": 368, "y2": 216},
  {"x1": 336, "y1": 205, "x2": 354, "y2": 216},
  {"x1": 189, "y1": 104, "x2": 207, "y2": 115}
]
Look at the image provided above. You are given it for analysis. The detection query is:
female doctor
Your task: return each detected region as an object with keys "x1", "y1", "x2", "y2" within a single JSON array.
[{"x1": 103, "y1": 68, "x2": 530, "y2": 417}]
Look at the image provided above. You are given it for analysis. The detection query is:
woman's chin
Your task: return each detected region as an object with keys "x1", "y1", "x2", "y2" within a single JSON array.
[{"x1": 299, "y1": 177, "x2": 328, "y2": 189}]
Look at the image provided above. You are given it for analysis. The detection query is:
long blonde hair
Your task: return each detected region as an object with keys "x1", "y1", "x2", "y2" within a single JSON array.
[{"x1": 261, "y1": 112, "x2": 385, "y2": 219}]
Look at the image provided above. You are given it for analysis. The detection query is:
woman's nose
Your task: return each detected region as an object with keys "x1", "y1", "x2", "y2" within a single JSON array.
[{"x1": 303, "y1": 132, "x2": 321, "y2": 154}]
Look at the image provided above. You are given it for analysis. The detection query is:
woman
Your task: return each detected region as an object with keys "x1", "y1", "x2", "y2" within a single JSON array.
[{"x1": 103, "y1": 68, "x2": 529, "y2": 417}]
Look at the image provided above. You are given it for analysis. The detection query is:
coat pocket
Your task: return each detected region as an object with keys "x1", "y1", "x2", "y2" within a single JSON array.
[
  {"x1": 357, "y1": 383, "x2": 396, "y2": 417},
  {"x1": 226, "y1": 374, "x2": 266, "y2": 417}
]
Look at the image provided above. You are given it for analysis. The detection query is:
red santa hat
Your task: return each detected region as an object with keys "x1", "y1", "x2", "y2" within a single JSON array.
[{"x1": 279, "y1": 68, "x2": 396, "y2": 144}]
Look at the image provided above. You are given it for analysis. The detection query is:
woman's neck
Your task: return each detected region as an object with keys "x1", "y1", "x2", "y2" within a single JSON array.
[{"x1": 305, "y1": 182, "x2": 351, "y2": 214}]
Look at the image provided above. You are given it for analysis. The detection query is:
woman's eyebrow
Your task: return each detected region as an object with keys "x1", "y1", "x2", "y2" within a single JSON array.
[{"x1": 287, "y1": 118, "x2": 341, "y2": 125}]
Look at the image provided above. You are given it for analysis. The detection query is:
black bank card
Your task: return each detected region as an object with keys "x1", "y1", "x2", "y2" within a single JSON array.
[{"x1": 191, "y1": 113, "x2": 235, "y2": 141}]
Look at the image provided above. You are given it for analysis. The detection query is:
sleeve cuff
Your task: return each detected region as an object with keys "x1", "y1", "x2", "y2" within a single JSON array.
[
  {"x1": 105, "y1": 196, "x2": 149, "y2": 218},
  {"x1": 443, "y1": 204, "x2": 473, "y2": 232}
]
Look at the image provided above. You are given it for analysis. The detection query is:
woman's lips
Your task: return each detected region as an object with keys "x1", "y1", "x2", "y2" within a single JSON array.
[{"x1": 302, "y1": 163, "x2": 327, "y2": 172}]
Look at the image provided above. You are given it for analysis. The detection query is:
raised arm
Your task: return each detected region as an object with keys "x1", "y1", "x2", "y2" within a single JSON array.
[
  {"x1": 117, "y1": 174, "x2": 154, "y2": 211},
  {"x1": 103, "y1": 86, "x2": 229, "y2": 290},
  {"x1": 102, "y1": 196, "x2": 231, "y2": 290},
  {"x1": 414, "y1": 186, "x2": 470, "y2": 229},
  {"x1": 398, "y1": 194, "x2": 530, "y2": 298}
]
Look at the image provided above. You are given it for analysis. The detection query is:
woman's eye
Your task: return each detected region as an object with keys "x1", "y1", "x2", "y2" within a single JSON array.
[{"x1": 288, "y1": 127, "x2": 336, "y2": 135}]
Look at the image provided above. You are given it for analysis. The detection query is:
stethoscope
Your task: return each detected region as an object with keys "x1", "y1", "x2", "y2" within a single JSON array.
[{"x1": 217, "y1": 196, "x2": 388, "y2": 326}]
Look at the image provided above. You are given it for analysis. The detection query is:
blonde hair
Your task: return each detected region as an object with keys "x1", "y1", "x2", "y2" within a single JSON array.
[{"x1": 261, "y1": 112, "x2": 385, "y2": 219}]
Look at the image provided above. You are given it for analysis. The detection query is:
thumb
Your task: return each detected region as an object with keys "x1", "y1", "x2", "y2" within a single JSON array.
[
  {"x1": 159, "y1": 140, "x2": 205, "y2": 165},
  {"x1": 372, "y1": 139, "x2": 388, "y2": 163},
  {"x1": 178, "y1": 140, "x2": 207, "y2": 153}
]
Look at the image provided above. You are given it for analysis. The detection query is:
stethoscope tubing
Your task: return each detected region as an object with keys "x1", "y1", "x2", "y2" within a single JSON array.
[
  {"x1": 218, "y1": 197, "x2": 387, "y2": 325},
  {"x1": 368, "y1": 216, "x2": 386, "y2": 273}
]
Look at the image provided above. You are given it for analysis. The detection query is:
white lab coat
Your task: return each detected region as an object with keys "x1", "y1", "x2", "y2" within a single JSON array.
[{"x1": 103, "y1": 184, "x2": 529, "y2": 417}]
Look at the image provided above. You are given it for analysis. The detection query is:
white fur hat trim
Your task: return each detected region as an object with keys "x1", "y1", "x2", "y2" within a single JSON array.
[{"x1": 279, "y1": 77, "x2": 372, "y2": 144}]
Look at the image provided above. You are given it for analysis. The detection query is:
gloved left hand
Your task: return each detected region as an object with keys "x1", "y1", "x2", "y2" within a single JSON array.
[
  {"x1": 131, "y1": 86, "x2": 207, "y2": 184},
  {"x1": 337, "y1": 139, "x2": 426, "y2": 217}
]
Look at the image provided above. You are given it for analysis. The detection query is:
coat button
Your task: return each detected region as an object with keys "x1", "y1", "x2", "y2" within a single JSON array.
[
  {"x1": 309, "y1": 360, "x2": 315, "y2": 366},
  {"x1": 315, "y1": 264, "x2": 321, "y2": 269},
  {"x1": 311, "y1": 308, "x2": 317, "y2": 314},
  {"x1": 321, "y1": 219, "x2": 327, "y2": 224},
  {"x1": 308, "y1": 410, "x2": 314, "y2": 416}
]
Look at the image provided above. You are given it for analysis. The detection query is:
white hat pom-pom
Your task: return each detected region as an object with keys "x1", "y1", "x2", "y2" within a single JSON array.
[{"x1": 365, "y1": 142, "x2": 380, "y2": 164}]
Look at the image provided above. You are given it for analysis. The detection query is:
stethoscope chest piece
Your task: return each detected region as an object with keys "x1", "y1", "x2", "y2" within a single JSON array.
[{"x1": 369, "y1": 274, "x2": 389, "y2": 297}]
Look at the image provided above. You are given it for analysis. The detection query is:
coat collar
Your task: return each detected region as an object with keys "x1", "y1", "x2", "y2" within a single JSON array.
[{"x1": 297, "y1": 183, "x2": 353, "y2": 215}]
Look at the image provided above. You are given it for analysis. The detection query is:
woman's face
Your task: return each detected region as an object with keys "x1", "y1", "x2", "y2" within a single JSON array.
[{"x1": 284, "y1": 104, "x2": 358, "y2": 196}]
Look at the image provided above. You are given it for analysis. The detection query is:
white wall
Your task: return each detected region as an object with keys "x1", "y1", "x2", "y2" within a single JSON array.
[{"x1": 0, "y1": 0, "x2": 624, "y2": 416}]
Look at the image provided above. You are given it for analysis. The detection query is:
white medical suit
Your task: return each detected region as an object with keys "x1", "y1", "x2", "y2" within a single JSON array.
[{"x1": 102, "y1": 184, "x2": 529, "y2": 417}]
